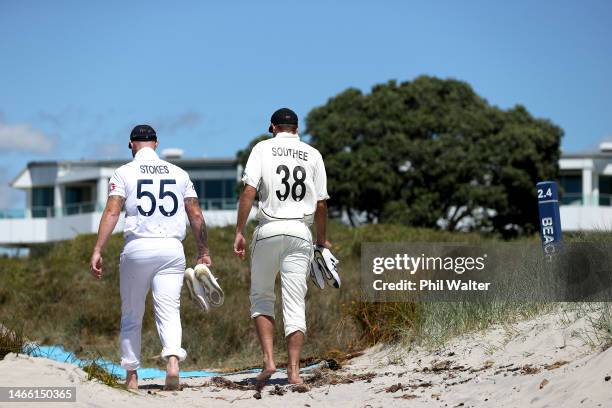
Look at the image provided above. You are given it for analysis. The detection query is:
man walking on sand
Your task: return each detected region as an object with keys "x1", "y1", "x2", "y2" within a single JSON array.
[
  {"x1": 90, "y1": 124, "x2": 211, "y2": 390},
  {"x1": 233, "y1": 108, "x2": 330, "y2": 384}
]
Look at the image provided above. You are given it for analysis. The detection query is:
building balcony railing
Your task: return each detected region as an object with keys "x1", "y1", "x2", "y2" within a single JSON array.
[
  {"x1": 0, "y1": 206, "x2": 58, "y2": 219},
  {"x1": 198, "y1": 198, "x2": 237, "y2": 210},
  {"x1": 560, "y1": 193, "x2": 584, "y2": 206},
  {"x1": 0, "y1": 199, "x2": 238, "y2": 219},
  {"x1": 11, "y1": 202, "x2": 103, "y2": 218},
  {"x1": 560, "y1": 193, "x2": 612, "y2": 206},
  {"x1": 62, "y1": 202, "x2": 100, "y2": 216},
  {"x1": 31, "y1": 206, "x2": 55, "y2": 218},
  {"x1": 0, "y1": 208, "x2": 27, "y2": 219}
]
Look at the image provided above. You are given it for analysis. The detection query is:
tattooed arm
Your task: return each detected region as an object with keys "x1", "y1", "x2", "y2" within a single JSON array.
[
  {"x1": 185, "y1": 197, "x2": 212, "y2": 266},
  {"x1": 90, "y1": 195, "x2": 125, "y2": 279}
]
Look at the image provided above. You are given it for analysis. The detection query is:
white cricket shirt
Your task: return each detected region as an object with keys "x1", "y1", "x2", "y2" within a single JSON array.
[
  {"x1": 109, "y1": 147, "x2": 198, "y2": 244},
  {"x1": 242, "y1": 132, "x2": 329, "y2": 224}
]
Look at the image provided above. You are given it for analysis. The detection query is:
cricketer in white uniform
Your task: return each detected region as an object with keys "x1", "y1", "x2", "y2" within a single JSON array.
[
  {"x1": 234, "y1": 108, "x2": 330, "y2": 385},
  {"x1": 90, "y1": 125, "x2": 211, "y2": 390}
]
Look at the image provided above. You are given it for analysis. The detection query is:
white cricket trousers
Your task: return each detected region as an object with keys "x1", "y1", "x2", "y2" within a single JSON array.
[
  {"x1": 250, "y1": 220, "x2": 313, "y2": 337},
  {"x1": 119, "y1": 238, "x2": 187, "y2": 371}
]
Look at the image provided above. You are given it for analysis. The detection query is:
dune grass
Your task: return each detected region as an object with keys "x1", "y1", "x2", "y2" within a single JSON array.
[
  {"x1": 0, "y1": 222, "x2": 485, "y2": 369},
  {"x1": 0, "y1": 222, "x2": 609, "y2": 372},
  {"x1": 560, "y1": 302, "x2": 612, "y2": 350},
  {"x1": 0, "y1": 322, "x2": 26, "y2": 360},
  {"x1": 82, "y1": 361, "x2": 121, "y2": 388}
]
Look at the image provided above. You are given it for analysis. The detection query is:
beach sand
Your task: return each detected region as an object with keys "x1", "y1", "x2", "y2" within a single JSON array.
[{"x1": 1, "y1": 310, "x2": 611, "y2": 408}]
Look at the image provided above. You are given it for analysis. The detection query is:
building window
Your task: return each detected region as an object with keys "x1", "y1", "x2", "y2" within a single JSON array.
[
  {"x1": 205, "y1": 180, "x2": 224, "y2": 199},
  {"x1": 65, "y1": 184, "x2": 94, "y2": 215},
  {"x1": 599, "y1": 176, "x2": 612, "y2": 206},
  {"x1": 559, "y1": 173, "x2": 582, "y2": 205},
  {"x1": 32, "y1": 187, "x2": 54, "y2": 218},
  {"x1": 224, "y1": 179, "x2": 237, "y2": 199},
  {"x1": 193, "y1": 178, "x2": 237, "y2": 209}
]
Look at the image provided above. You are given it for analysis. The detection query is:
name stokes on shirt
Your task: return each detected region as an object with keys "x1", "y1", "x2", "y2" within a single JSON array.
[
  {"x1": 140, "y1": 164, "x2": 170, "y2": 175},
  {"x1": 271, "y1": 147, "x2": 309, "y2": 161}
]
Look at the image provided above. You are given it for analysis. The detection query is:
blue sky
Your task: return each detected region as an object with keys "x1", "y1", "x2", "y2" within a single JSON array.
[{"x1": 1, "y1": 0, "x2": 611, "y2": 207}]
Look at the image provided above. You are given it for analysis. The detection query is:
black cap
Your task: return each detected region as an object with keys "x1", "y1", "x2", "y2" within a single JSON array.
[
  {"x1": 130, "y1": 124, "x2": 157, "y2": 141},
  {"x1": 268, "y1": 108, "x2": 298, "y2": 133}
]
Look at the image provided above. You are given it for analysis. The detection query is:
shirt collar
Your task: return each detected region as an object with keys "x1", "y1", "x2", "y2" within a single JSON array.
[
  {"x1": 275, "y1": 132, "x2": 299, "y2": 139},
  {"x1": 134, "y1": 147, "x2": 159, "y2": 160}
]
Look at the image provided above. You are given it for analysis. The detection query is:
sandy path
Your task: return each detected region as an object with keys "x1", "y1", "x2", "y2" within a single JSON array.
[{"x1": 1, "y1": 310, "x2": 611, "y2": 408}]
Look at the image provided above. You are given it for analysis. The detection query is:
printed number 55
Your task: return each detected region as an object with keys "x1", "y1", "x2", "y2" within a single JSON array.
[{"x1": 137, "y1": 179, "x2": 178, "y2": 216}]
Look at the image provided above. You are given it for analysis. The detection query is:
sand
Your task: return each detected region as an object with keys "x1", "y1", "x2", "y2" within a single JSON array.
[{"x1": 1, "y1": 310, "x2": 611, "y2": 408}]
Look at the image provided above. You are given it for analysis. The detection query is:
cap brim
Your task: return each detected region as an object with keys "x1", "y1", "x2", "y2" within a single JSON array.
[
  {"x1": 268, "y1": 125, "x2": 273, "y2": 133},
  {"x1": 130, "y1": 136, "x2": 157, "y2": 142}
]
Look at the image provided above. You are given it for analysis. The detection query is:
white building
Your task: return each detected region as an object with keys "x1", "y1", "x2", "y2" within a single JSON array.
[
  {"x1": 2, "y1": 144, "x2": 612, "y2": 246},
  {"x1": 558, "y1": 142, "x2": 612, "y2": 231},
  {"x1": 0, "y1": 153, "x2": 240, "y2": 245}
]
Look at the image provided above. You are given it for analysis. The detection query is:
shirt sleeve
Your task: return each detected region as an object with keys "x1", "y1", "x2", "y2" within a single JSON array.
[
  {"x1": 108, "y1": 170, "x2": 126, "y2": 197},
  {"x1": 184, "y1": 174, "x2": 198, "y2": 199},
  {"x1": 241, "y1": 143, "x2": 262, "y2": 189},
  {"x1": 314, "y1": 153, "x2": 330, "y2": 201}
]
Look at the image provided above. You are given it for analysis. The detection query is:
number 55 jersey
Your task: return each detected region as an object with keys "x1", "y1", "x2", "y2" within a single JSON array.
[
  {"x1": 242, "y1": 132, "x2": 329, "y2": 225},
  {"x1": 109, "y1": 147, "x2": 197, "y2": 243}
]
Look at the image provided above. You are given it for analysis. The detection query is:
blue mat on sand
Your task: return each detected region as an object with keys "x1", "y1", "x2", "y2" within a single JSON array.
[{"x1": 30, "y1": 345, "x2": 319, "y2": 380}]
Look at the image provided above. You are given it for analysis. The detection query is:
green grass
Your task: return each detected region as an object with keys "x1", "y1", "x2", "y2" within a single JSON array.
[
  {"x1": 0, "y1": 222, "x2": 483, "y2": 369},
  {"x1": 0, "y1": 222, "x2": 609, "y2": 371}
]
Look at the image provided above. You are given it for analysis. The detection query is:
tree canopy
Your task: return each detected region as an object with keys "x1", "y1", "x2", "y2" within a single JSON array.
[
  {"x1": 305, "y1": 75, "x2": 562, "y2": 236},
  {"x1": 236, "y1": 134, "x2": 270, "y2": 170}
]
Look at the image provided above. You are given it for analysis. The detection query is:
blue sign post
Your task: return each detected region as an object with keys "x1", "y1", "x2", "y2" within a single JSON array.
[{"x1": 536, "y1": 181, "x2": 563, "y2": 260}]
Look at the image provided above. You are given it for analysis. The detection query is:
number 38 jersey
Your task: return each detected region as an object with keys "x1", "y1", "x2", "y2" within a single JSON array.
[
  {"x1": 242, "y1": 132, "x2": 329, "y2": 224},
  {"x1": 108, "y1": 147, "x2": 197, "y2": 243}
]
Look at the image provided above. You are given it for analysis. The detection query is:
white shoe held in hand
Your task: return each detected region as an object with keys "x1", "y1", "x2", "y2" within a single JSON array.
[
  {"x1": 194, "y1": 264, "x2": 224, "y2": 307},
  {"x1": 312, "y1": 245, "x2": 341, "y2": 289},
  {"x1": 309, "y1": 261, "x2": 326, "y2": 289},
  {"x1": 184, "y1": 267, "x2": 211, "y2": 312}
]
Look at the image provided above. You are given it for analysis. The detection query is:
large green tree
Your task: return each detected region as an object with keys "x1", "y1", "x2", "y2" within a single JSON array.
[
  {"x1": 235, "y1": 134, "x2": 270, "y2": 198},
  {"x1": 305, "y1": 76, "x2": 562, "y2": 236},
  {"x1": 236, "y1": 134, "x2": 270, "y2": 170}
]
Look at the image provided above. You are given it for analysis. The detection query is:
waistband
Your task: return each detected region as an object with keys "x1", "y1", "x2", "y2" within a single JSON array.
[
  {"x1": 122, "y1": 237, "x2": 183, "y2": 254},
  {"x1": 254, "y1": 220, "x2": 312, "y2": 242},
  {"x1": 257, "y1": 208, "x2": 314, "y2": 225}
]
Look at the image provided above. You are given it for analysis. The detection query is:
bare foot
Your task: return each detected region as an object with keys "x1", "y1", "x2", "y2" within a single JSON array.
[
  {"x1": 164, "y1": 356, "x2": 180, "y2": 391},
  {"x1": 126, "y1": 370, "x2": 138, "y2": 389},
  {"x1": 287, "y1": 371, "x2": 303, "y2": 384},
  {"x1": 255, "y1": 361, "x2": 276, "y2": 383},
  {"x1": 164, "y1": 375, "x2": 180, "y2": 391}
]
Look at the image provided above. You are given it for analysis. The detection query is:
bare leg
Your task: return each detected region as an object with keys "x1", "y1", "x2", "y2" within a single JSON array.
[
  {"x1": 126, "y1": 370, "x2": 138, "y2": 389},
  {"x1": 254, "y1": 315, "x2": 276, "y2": 382},
  {"x1": 164, "y1": 355, "x2": 180, "y2": 390},
  {"x1": 286, "y1": 331, "x2": 304, "y2": 384}
]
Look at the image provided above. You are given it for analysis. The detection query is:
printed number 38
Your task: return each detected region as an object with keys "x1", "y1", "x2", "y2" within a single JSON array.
[{"x1": 276, "y1": 165, "x2": 306, "y2": 201}]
